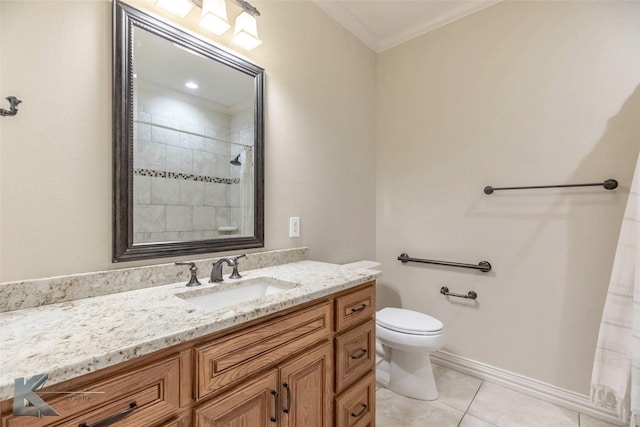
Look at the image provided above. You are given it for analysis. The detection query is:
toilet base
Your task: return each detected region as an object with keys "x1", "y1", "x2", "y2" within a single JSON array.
[
  {"x1": 376, "y1": 356, "x2": 390, "y2": 386},
  {"x1": 386, "y1": 350, "x2": 439, "y2": 401}
]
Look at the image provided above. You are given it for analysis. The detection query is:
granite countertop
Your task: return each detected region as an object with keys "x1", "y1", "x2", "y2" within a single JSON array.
[{"x1": 0, "y1": 260, "x2": 380, "y2": 401}]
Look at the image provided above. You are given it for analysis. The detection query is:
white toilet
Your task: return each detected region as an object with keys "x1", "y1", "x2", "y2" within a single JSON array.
[{"x1": 343, "y1": 260, "x2": 445, "y2": 401}]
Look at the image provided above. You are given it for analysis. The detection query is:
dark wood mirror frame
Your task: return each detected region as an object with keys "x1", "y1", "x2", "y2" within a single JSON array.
[{"x1": 113, "y1": 1, "x2": 264, "y2": 262}]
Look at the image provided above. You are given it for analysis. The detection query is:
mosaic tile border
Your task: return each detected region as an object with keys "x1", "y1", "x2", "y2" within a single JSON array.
[{"x1": 134, "y1": 168, "x2": 240, "y2": 184}]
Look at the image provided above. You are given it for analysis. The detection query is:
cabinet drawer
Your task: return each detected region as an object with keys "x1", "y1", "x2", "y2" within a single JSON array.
[
  {"x1": 5, "y1": 356, "x2": 180, "y2": 427},
  {"x1": 335, "y1": 371, "x2": 375, "y2": 427},
  {"x1": 196, "y1": 302, "x2": 331, "y2": 400},
  {"x1": 335, "y1": 284, "x2": 375, "y2": 332},
  {"x1": 335, "y1": 319, "x2": 375, "y2": 393}
]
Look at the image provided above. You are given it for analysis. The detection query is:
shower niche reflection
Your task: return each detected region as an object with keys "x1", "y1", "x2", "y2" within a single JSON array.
[{"x1": 113, "y1": 1, "x2": 264, "y2": 261}]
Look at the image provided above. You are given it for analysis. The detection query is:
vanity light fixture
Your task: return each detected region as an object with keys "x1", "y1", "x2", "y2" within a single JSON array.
[
  {"x1": 198, "y1": 0, "x2": 231, "y2": 35},
  {"x1": 155, "y1": 0, "x2": 263, "y2": 50},
  {"x1": 156, "y1": 0, "x2": 194, "y2": 18},
  {"x1": 231, "y1": 10, "x2": 262, "y2": 50}
]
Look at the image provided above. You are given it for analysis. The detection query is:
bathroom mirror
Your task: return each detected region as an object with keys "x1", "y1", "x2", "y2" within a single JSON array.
[{"x1": 113, "y1": 1, "x2": 264, "y2": 262}]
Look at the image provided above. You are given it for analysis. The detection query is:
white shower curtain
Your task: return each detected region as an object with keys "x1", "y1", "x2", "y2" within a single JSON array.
[
  {"x1": 239, "y1": 148, "x2": 254, "y2": 236},
  {"x1": 592, "y1": 153, "x2": 640, "y2": 425}
]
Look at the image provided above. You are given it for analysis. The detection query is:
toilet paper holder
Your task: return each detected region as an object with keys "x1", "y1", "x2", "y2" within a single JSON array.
[
  {"x1": 0, "y1": 96, "x2": 21, "y2": 117},
  {"x1": 440, "y1": 286, "x2": 477, "y2": 300}
]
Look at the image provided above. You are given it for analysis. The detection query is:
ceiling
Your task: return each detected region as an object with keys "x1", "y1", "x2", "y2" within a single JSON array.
[
  {"x1": 134, "y1": 27, "x2": 254, "y2": 109},
  {"x1": 313, "y1": 0, "x2": 501, "y2": 53}
]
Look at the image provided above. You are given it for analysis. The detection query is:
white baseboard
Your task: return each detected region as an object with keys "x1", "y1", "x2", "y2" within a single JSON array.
[{"x1": 431, "y1": 350, "x2": 624, "y2": 427}]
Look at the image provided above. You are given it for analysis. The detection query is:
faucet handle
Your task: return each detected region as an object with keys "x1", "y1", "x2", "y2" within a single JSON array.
[
  {"x1": 229, "y1": 254, "x2": 246, "y2": 279},
  {"x1": 175, "y1": 262, "x2": 202, "y2": 287}
]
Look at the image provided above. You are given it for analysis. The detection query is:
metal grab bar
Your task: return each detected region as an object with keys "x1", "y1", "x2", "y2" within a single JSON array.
[
  {"x1": 398, "y1": 253, "x2": 492, "y2": 273},
  {"x1": 484, "y1": 179, "x2": 618, "y2": 195},
  {"x1": 440, "y1": 286, "x2": 477, "y2": 300}
]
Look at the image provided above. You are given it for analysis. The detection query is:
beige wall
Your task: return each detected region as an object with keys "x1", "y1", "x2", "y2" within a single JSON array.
[
  {"x1": 376, "y1": 1, "x2": 640, "y2": 395},
  {"x1": 0, "y1": 0, "x2": 377, "y2": 281},
  {"x1": 3, "y1": 0, "x2": 640, "y2": 399}
]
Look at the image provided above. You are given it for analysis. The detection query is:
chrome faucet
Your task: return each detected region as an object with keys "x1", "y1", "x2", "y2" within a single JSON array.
[{"x1": 210, "y1": 255, "x2": 246, "y2": 283}]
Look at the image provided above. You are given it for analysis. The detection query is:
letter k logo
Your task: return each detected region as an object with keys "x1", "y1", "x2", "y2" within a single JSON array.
[{"x1": 13, "y1": 374, "x2": 60, "y2": 417}]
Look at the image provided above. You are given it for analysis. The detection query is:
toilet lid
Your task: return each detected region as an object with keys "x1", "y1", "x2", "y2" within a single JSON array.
[{"x1": 376, "y1": 307, "x2": 443, "y2": 335}]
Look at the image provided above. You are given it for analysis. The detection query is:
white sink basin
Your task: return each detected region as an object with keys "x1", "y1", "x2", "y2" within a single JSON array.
[{"x1": 176, "y1": 277, "x2": 299, "y2": 311}]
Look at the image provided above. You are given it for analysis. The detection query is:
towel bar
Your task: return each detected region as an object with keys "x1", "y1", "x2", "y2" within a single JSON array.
[{"x1": 484, "y1": 179, "x2": 618, "y2": 195}]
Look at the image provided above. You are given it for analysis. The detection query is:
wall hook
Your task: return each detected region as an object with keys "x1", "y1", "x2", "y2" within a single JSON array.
[{"x1": 0, "y1": 96, "x2": 22, "y2": 117}]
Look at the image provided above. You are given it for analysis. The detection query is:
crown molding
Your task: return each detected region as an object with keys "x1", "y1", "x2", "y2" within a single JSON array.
[
  {"x1": 377, "y1": 1, "x2": 502, "y2": 52},
  {"x1": 313, "y1": 0, "x2": 381, "y2": 52},
  {"x1": 314, "y1": 0, "x2": 502, "y2": 53}
]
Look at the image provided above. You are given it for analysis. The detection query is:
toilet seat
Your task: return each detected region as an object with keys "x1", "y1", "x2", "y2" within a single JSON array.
[{"x1": 376, "y1": 307, "x2": 443, "y2": 336}]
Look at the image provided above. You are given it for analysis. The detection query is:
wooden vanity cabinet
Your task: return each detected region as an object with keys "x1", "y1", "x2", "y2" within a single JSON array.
[
  {"x1": 335, "y1": 372, "x2": 375, "y2": 427},
  {"x1": 195, "y1": 302, "x2": 331, "y2": 400},
  {"x1": 279, "y1": 343, "x2": 332, "y2": 427},
  {"x1": 0, "y1": 281, "x2": 376, "y2": 427},
  {"x1": 2, "y1": 355, "x2": 184, "y2": 427},
  {"x1": 195, "y1": 343, "x2": 332, "y2": 427},
  {"x1": 334, "y1": 284, "x2": 376, "y2": 427},
  {"x1": 194, "y1": 369, "x2": 279, "y2": 427},
  {"x1": 335, "y1": 319, "x2": 375, "y2": 394},
  {"x1": 156, "y1": 415, "x2": 192, "y2": 427}
]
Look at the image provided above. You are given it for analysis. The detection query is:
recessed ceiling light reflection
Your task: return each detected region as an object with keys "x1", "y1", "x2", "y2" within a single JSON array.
[{"x1": 185, "y1": 81, "x2": 199, "y2": 89}]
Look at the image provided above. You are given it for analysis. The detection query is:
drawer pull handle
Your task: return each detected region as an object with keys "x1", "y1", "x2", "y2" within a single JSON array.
[
  {"x1": 351, "y1": 349, "x2": 368, "y2": 360},
  {"x1": 79, "y1": 402, "x2": 137, "y2": 427},
  {"x1": 351, "y1": 403, "x2": 368, "y2": 418},
  {"x1": 270, "y1": 390, "x2": 278, "y2": 422},
  {"x1": 351, "y1": 304, "x2": 367, "y2": 313},
  {"x1": 283, "y1": 383, "x2": 291, "y2": 414}
]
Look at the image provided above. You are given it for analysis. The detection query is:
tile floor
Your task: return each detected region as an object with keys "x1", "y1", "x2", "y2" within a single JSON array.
[{"x1": 375, "y1": 364, "x2": 620, "y2": 427}]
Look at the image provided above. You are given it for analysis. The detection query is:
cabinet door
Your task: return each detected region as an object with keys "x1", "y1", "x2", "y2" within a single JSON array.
[
  {"x1": 279, "y1": 343, "x2": 332, "y2": 427},
  {"x1": 194, "y1": 369, "x2": 278, "y2": 427}
]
